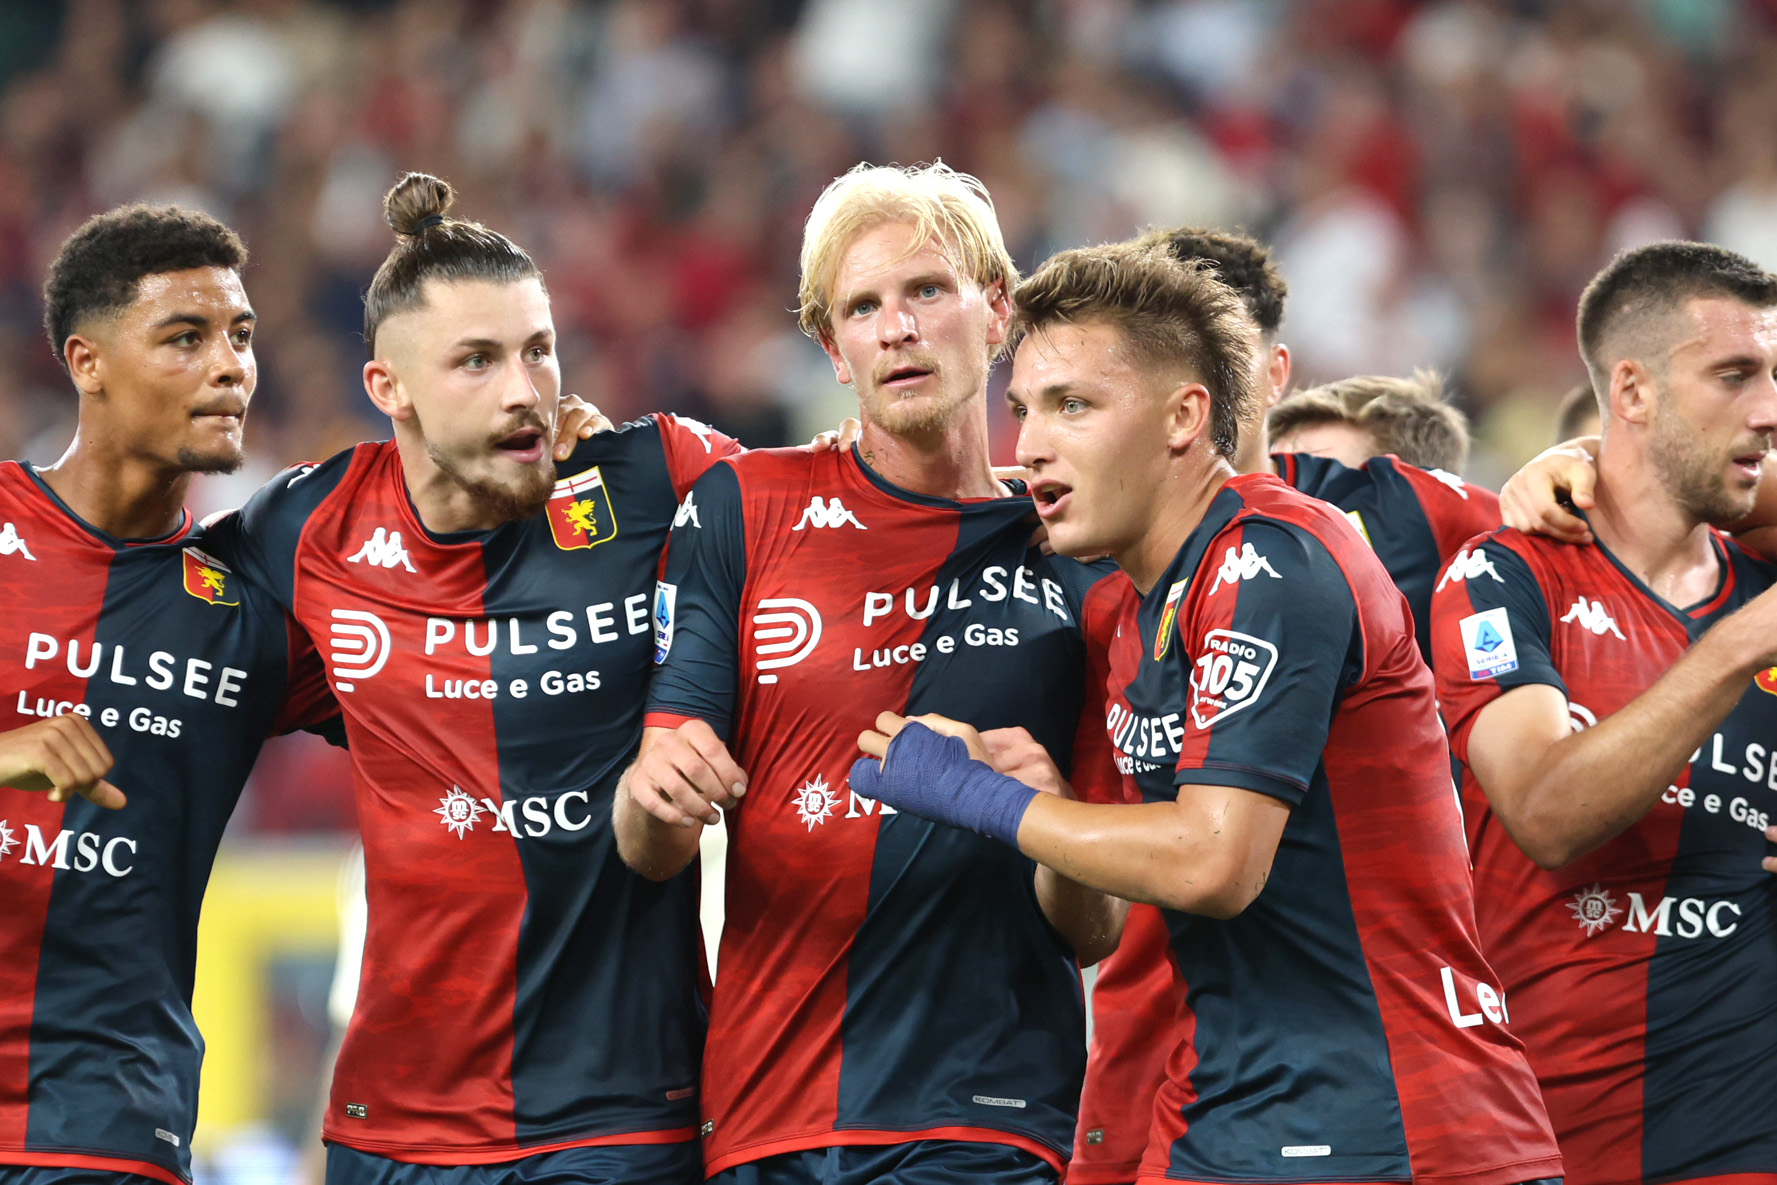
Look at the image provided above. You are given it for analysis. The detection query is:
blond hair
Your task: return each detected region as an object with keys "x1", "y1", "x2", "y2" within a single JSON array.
[
  {"x1": 797, "y1": 161, "x2": 1017, "y2": 345},
  {"x1": 1010, "y1": 241, "x2": 1258, "y2": 459},
  {"x1": 1269, "y1": 369, "x2": 1471, "y2": 473}
]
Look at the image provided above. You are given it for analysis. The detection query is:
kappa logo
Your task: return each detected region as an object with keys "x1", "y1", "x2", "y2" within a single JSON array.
[
  {"x1": 792, "y1": 774, "x2": 839, "y2": 830},
  {"x1": 793, "y1": 496, "x2": 866, "y2": 531},
  {"x1": 751, "y1": 598, "x2": 821, "y2": 684},
  {"x1": 674, "y1": 492, "x2": 701, "y2": 529},
  {"x1": 348, "y1": 527, "x2": 417, "y2": 572},
  {"x1": 435, "y1": 786, "x2": 484, "y2": 838},
  {"x1": 1437, "y1": 547, "x2": 1504, "y2": 591},
  {"x1": 0, "y1": 522, "x2": 35, "y2": 561},
  {"x1": 1568, "y1": 884, "x2": 1622, "y2": 937},
  {"x1": 328, "y1": 608, "x2": 391, "y2": 692},
  {"x1": 1206, "y1": 543, "x2": 1281, "y2": 595},
  {"x1": 1427, "y1": 468, "x2": 1471, "y2": 499},
  {"x1": 671, "y1": 415, "x2": 717, "y2": 453},
  {"x1": 0, "y1": 819, "x2": 15, "y2": 861},
  {"x1": 1561, "y1": 596, "x2": 1624, "y2": 639}
]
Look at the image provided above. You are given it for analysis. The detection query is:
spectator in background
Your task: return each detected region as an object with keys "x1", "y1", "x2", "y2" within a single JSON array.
[
  {"x1": 1553, "y1": 381, "x2": 1603, "y2": 443},
  {"x1": 1270, "y1": 369, "x2": 1473, "y2": 474}
]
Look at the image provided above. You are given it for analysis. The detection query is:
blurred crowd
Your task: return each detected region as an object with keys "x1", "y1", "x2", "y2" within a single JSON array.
[{"x1": 5, "y1": 0, "x2": 1777, "y2": 828}]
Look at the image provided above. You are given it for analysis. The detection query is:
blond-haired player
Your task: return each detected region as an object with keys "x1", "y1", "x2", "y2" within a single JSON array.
[{"x1": 615, "y1": 161, "x2": 1127, "y2": 1185}]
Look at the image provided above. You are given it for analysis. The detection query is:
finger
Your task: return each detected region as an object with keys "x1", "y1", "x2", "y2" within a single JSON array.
[
  {"x1": 640, "y1": 760, "x2": 721, "y2": 826},
  {"x1": 808, "y1": 431, "x2": 839, "y2": 452},
  {"x1": 858, "y1": 730, "x2": 890, "y2": 759},
  {"x1": 656, "y1": 744, "x2": 737, "y2": 821},
  {"x1": 874, "y1": 711, "x2": 910, "y2": 738},
  {"x1": 683, "y1": 727, "x2": 749, "y2": 801},
  {"x1": 54, "y1": 716, "x2": 114, "y2": 783},
  {"x1": 836, "y1": 418, "x2": 863, "y2": 450},
  {"x1": 628, "y1": 769, "x2": 694, "y2": 828},
  {"x1": 75, "y1": 778, "x2": 127, "y2": 810}
]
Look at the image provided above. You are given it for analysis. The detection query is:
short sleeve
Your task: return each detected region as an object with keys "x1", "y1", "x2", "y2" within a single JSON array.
[
  {"x1": 655, "y1": 413, "x2": 746, "y2": 499},
  {"x1": 1389, "y1": 459, "x2": 1505, "y2": 564},
  {"x1": 208, "y1": 452, "x2": 353, "y2": 611},
  {"x1": 1170, "y1": 519, "x2": 1361, "y2": 807},
  {"x1": 1429, "y1": 533, "x2": 1563, "y2": 763},
  {"x1": 643, "y1": 461, "x2": 748, "y2": 738},
  {"x1": 273, "y1": 616, "x2": 345, "y2": 745}
]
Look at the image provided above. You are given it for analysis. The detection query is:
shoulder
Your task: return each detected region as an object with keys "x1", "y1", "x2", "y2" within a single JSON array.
[{"x1": 242, "y1": 442, "x2": 374, "y2": 523}]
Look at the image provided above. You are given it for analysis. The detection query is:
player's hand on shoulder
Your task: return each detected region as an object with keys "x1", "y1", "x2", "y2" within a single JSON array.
[
  {"x1": 1500, "y1": 436, "x2": 1600, "y2": 544},
  {"x1": 808, "y1": 417, "x2": 863, "y2": 453},
  {"x1": 625, "y1": 719, "x2": 747, "y2": 828},
  {"x1": 980, "y1": 727, "x2": 1070, "y2": 798},
  {"x1": 0, "y1": 715, "x2": 126, "y2": 809},
  {"x1": 552, "y1": 394, "x2": 614, "y2": 462}
]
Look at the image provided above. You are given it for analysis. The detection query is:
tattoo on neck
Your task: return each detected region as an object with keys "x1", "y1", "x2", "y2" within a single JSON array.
[{"x1": 861, "y1": 449, "x2": 875, "y2": 467}]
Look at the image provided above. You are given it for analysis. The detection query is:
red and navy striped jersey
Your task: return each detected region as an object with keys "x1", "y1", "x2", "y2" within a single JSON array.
[
  {"x1": 0, "y1": 462, "x2": 336, "y2": 1185},
  {"x1": 215, "y1": 414, "x2": 737, "y2": 1164},
  {"x1": 1111, "y1": 473, "x2": 1558, "y2": 1185},
  {"x1": 1433, "y1": 526, "x2": 1777, "y2": 1185},
  {"x1": 1074, "y1": 453, "x2": 1502, "y2": 1185},
  {"x1": 642, "y1": 446, "x2": 1122, "y2": 1177}
]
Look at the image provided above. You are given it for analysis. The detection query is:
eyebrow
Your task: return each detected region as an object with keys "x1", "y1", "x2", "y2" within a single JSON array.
[
  {"x1": 152, "y1": 309, "x2": 256, "y2": 331},
  {"x1": 450, "y1": 328, "x2": 554, "y2": 351}
]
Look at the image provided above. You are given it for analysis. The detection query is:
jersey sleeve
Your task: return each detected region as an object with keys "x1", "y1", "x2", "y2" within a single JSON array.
[
  {"x1": 272, "y1": 615, "x2": 346, "y2": 746},
  {"x1": 210, "y1": 451, "x2": 354, "y2": 610},
  {"x1": 1170, "y1": 518, "x2": 1361, "y2": 807},
  {"x1": 654, "y1": 413, "x2": 746, "y2": 500},
  {"x1": 1389, "y1": 459, "x2": 1504, "y2": 562},
  {"x1": 642, "y1": 461, "x2": 748, "y2": 738},
  {"x1": 1429, "y1": 533, "x2": 1563, "y2": 763}
]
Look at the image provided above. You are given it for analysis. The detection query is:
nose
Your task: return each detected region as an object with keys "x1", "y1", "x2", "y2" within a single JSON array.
[
  {"x1": 1752, "y1": 369, "x2": 1777, "y2": 434},
  {"x1": 501, "y1": 359, "x2": 543, "y2": 413},
  {"x1": 877, "y1": 295, "x2": 919, "y2": 349},
  {"x1": 211, "y1": 338, "x2": 249, "y2": 390},
  {"x1": 1014, "y1": 408, "x2": 1052, "y2": 471}
]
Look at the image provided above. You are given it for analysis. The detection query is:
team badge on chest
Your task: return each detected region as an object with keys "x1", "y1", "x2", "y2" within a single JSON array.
[
  {"x1": 182, "y1": 546, "x2": 239, "y2": 605},
  {"x1": 547, "y1": 467, "x2": 618, "y2": 551}
]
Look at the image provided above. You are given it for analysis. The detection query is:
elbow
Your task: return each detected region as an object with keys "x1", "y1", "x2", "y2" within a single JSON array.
[
  {"x1": 1498, "y1": 804, "x2": 1589, "y2": 871},
  {"x1": 1153, "y1": 859, "x2": 1267, "y2": 920}
]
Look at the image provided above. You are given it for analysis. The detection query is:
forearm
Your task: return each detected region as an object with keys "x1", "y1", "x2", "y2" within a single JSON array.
[
  {"x1": 612, "y1": 768, "x2": 702, "y2": 881},
  {"x1": 1016, "y1": 794, "x2": 1266, "y2": 919},
  {"x1": 1501, "y1": 628, "x2": 1765, "y2": 865},
  {"x1": 1034, "y1": 865, "x2": 1126, "y2": 966}
]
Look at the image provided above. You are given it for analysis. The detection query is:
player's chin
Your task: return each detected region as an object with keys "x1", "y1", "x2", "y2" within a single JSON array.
[{"x1": 175, "y1": 442, "x2": 246, "y2": 476}]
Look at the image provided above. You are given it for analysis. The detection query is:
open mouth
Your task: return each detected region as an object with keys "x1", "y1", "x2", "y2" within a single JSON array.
[
  {"x1": 1732, "y1": 448, "x2": 1769, "y2": 481},
  {"x1": 881, "y1": 365, "x2": 934, "y2": 390},
  {"x1": 1030, "y1": 479, "x2": 1073, "y2": 517},
  {"x1": 495, "y1": 427, "x2": 546, "y2": 462}
]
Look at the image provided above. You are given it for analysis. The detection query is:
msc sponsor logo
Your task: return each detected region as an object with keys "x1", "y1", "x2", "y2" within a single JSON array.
[
  {"x1": 1189, "y1": 629, "x2": 1278, "y2": 729},
  {"x1": 793, "y1": 496, "x2": 866, "y2": 531},
  {"x1": 1566, "y1": 886, "x2": 1741, "y2": 939},
  {"x1": 0, "y1": 819, "x2": 137, "y2": 877},
  {"x1": 431, "y1": 785, "x2": 594, "y2": 840},
  {"x1": 752, "y1": 598, "x2": 821, "y2": 685},
  {"x1": 792, "y1": 774, "x2": 839, "y2": 830},
  {"x1": 1206, "y1": 543, "x2": 1280, "y2": 595},
  {"x1": 347, "y1": 528, "x2": 416, "y2": 572},
  {"x1": 328, "y1": 609, "x2": 391, "y2": 692},
  {"x1": 182, "y1": 547, "x2": 239, "y2": 605},
  {"x1": 547, "y1": 467, "x2": 617, "y2": 551}
]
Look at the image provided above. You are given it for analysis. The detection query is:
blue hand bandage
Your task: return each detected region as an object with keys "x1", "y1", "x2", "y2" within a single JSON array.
[{"x1": 848, "y1": 722, "x2": 1040, "y2": 847}]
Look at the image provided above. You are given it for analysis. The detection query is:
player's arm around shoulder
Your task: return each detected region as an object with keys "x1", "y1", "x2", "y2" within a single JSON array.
[{"x1": 1435, "y1": 532, "x2": 1777, "y2": 868}]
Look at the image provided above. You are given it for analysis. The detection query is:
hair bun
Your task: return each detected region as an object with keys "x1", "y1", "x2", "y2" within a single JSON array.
[{"x1": 384, "y1": 172, "x2": 456, "y2": 237}]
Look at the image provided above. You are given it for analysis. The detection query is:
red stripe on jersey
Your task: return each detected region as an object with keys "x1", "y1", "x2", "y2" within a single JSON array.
[
  {"x1": 0, "y1": 1149, "x2": 191, "y2": 1185},
  {"x1": 0, "y1": 467, "x2": 112, "y2": 1149},
  {"x1": 332, "y1": 1126, "x2": 700, "y2": 1165},
  {"x1": 701, "y1": 454, "x2": 961, "y2": 1171},
  {"x1": 656, "y1": 414, "x2": 744, "y2": 500},
  {"x1": 704, "y1": 1126, "x2": 1066, "y2": 1178},
  {"x1": 1319, "y1": 519, "x2": 1560, "y2": 1184},
  {"x1": 1389, "y1": 457, "x2": 1502, "y2": 562},
  {"x1": 301, "y1": 447, "x2": 527, "y2": 1153}
]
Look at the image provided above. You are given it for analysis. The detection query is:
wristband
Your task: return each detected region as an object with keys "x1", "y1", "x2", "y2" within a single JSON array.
[{"x1": 848, "y1": 722, "x2": 1040, "y2": 846}]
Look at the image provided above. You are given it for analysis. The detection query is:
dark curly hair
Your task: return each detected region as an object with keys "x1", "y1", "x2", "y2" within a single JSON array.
[
  {"x1": 1142, "y1": 226, "x2": 1287, "y2": 336},
  {"x1": 42, "y1": 204, "x2": 247, "y2": 372},
  {"x1": 363, "y1": 171, "x2": 542, "y2": 354}
]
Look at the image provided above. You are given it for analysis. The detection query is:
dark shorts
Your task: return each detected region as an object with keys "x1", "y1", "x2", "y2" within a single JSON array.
[
  {"x1": 324, "y1": 1142, "x2": 702, "y2": 1185},
  {"x1": 712, "y1": 1142, "x2": 1057, "y2": 1185},
  {"x1": 0, "y1": 1169, "x2": 175, "y2": 1185}
]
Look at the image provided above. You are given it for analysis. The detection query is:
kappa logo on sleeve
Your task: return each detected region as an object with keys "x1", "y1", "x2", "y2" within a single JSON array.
[
  {"x1": 1206, "y1": 543, "x2": 1281, "y2": 594},
  {"x1": 1188, "y1": 629, "x2": 1279, "y2": 728},
  {"x1": 674, "y1": 491, "x2": 701, "y2": 529},
  {"x1": 653, "y1": 581, "x2": 676, "y2": 663},
  {"x1": 1459, "y1": 607, "x2": 1518, "y2": 679},
  {"x1": 1436, "y1": 546, "x2": 1504, "y2": 591},
  {"x1": 670, "y1": 415, "x2": 716, "y2": 452}
]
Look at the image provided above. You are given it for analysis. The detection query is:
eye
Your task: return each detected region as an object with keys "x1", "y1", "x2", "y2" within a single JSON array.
[
  {"x1": 850, "y1": 300, "x2": 876, "y2": 318},
  {"x1": 232, "y1": 327, "x2": 253, "y2": 347},
  {"x1": 1061, "y1": 397, "x2": 1087, "y2": 414},
  {"x1": 463, "y1": 353, "x2": 489, "y2": 371},
  {"x1": 918, "y1": 284, "x2": 940, "y2": 299},
  {"x1": 526, "y1": 344, "x2": 551, "y2": 363},
  {"x1": 1011, "y1": 404, "x2": 1027, "y2": 422},
  {"x1": 171, "y1": 330, "x2": 200, "y2": 347}
]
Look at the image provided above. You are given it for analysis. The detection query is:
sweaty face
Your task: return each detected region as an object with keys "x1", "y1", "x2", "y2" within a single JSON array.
[
  {"x1": 821, "y1": 221, "x2": 1005, "y2": 439},
  {"x1": 1008, "y1": 320, "x2": 1178, "y2": 562},
  {"x1": 380, "y1": 277, "x2": 561, "y2": 524},
  {"x1": 1644, "y1": 297, "x2": 1777, "y2": 527},
  {"x1": 82, "y1": 266, "x2": 256, "y2": 475}
]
